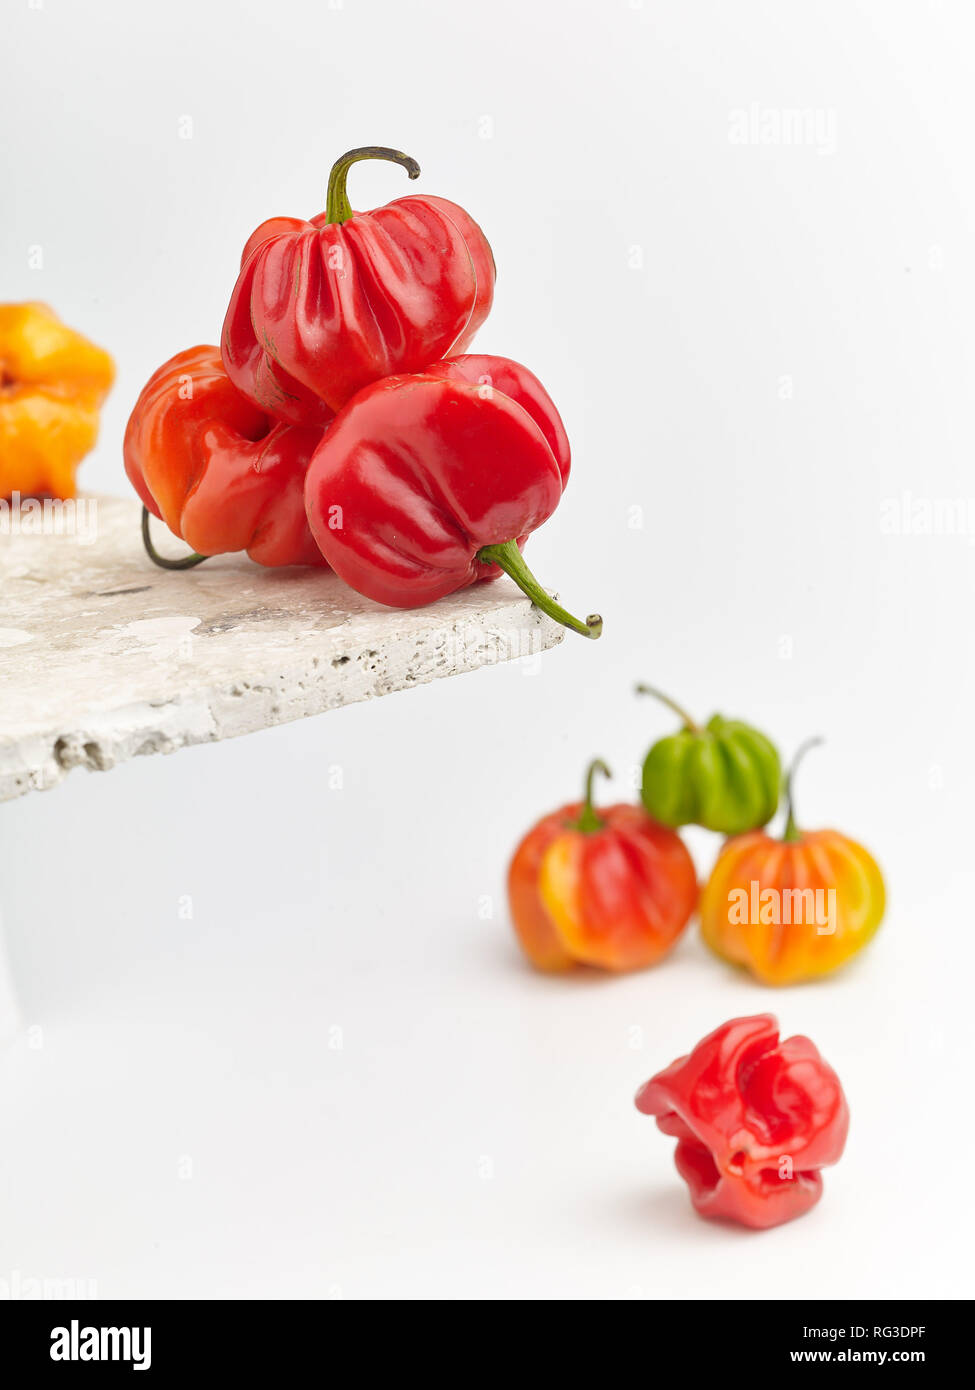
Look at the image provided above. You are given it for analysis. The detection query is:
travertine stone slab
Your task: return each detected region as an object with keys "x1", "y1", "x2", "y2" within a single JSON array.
[{"x1": 0, "y1": 495, "x2": 563, "y2": 802}]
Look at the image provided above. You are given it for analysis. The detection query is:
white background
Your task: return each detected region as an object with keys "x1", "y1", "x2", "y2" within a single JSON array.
[{"x1": 1, "y1": 0, "x2": 973, "y2": 1299}]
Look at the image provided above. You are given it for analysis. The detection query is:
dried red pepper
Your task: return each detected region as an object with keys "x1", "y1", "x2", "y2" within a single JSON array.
[
  {"x1": 635, "y1": 1014, "x2": 849, "y2": 1229},
  {"x1": 303, "y1": 353, "x2": 601, "y2": 637},
  {"x1": 222, "y1": 146, "x2": 495, "y2": 426}
]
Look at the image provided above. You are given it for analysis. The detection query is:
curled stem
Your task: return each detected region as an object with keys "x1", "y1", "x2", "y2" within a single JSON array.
[
  {"x1": 141, "y1": 507, "x2": 208, "y2": 571},
  {"x1": 783, "y1": 737, "x2": 824, "y2": 842},
  {"x1": 325, "y1": 146, "x2": 421, "y2": 225}
]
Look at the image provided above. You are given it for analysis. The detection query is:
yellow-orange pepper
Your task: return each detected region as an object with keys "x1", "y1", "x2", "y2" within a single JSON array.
[
  {"x1": 699, "y1": 739, "x2": 885, "y2": 984},
  {"x1": 0, "y1": 303, "x2": 114, "y2": 500},
  {"x1": 508, "y1": 760, "x2": 698, "y2": 973}
]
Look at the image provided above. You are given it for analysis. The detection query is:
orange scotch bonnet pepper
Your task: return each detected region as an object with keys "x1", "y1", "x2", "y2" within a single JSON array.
[
  {"x1": 0, "y1": 302, "x2": 114, "y2": 500},
  {"x1": 699, "y1": 739, "x2": 886, "y2": 984},
  {"x1": 124, "y1": 345, "x2": 326, "y2": 568},
  {"x1": 507, "y1": 760, "x2": 698, "y2": 972}
]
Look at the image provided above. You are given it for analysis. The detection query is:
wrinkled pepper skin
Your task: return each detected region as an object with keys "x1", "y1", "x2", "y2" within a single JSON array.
[
  {"x1": 222, "y1": 147, "x2": 495, "y2": 426},
  {"x1": 507, "y1": 764, "x2": 698, "y2": 972},
  {"x1": 638, "y1": 688, "x2": 781, "y2": 834},
  {"x1": 124, "y1": 346, "x2": 326, "y2": 567},
  {"x1": 0, "y1": 302, "x2": 114, "y2": 500},
  {"x1": 700, "y1": 827, "x2": 885, "y2": 984},
  {"x1": 303, "y1": 353, "x2": 602, "y2": 638},
  {"x1": 635, "y1": 1014, "x2": 849, "y2": 1229}
]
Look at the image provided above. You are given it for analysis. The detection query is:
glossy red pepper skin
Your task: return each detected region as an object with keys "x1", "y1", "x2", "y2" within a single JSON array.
[
  {"x1": 221, "y1": 151, "x2": 495, "y2": 427},
  {"x1": 124, "y1": 345, "x2": 326, "y2": 567},
  {"x1": 423, "y1": 354, "x2": 571, "y2": 487},
  {"x1": 304, "y1": 354, "x2": 569, "y2": 608},
  {"x1": 635, "y1": 1014, "x2": 849, "y2": 1229}
]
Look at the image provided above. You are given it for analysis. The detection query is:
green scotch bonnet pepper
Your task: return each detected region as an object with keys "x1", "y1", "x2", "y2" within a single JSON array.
[{"x1": 636, "y1": 685, "x2": 781, "y2": 834}]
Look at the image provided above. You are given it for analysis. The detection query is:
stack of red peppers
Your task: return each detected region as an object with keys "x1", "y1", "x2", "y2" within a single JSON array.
[{"x1": 125, "y1": 146, "x2": 601, "y2": 640}]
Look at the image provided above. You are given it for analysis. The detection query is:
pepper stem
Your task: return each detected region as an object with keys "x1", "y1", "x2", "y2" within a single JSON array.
[
  {"x1": 574, "y1": 759, "x2": 611, "y2": 832},
  {"x1": 635, "y1": 683, "x2": 701, "y2": 733},
  {"x1": 324, "y1": 146, "x2": 421, "y2": 225},
  {"x1": 783, "y1": 737, "x2": 824, "y2": 842},
  {"x1": 477, "y1": 540, "x2": 602, "y2": 639},
  {"x1": 141, "y1": 506, "x2": 208, "y2": 571}
]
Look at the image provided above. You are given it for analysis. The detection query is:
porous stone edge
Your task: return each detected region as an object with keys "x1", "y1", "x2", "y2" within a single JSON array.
[{"x1": 0, "y1": 609, "x2": 563, "y2": 803}]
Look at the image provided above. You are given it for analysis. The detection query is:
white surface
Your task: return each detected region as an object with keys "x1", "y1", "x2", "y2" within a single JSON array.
[
  {"x1": 0, "y1": 495, "x2": 563, "y2": 803},
  {"x1": 0, "y1": 930, "x2": 20, "y2": 1048},
  {"x1": 1, "y1": 0, "x2": 973, "y2": 1300}
]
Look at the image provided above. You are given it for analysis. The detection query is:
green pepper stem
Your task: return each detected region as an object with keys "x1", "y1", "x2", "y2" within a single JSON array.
[
  {"x1": 783, "y1": 737, "x2": 824, "y2": 842},
  {"x1": 574, "y1": 758, "x2": 611, "y2": 832},
  {"x1": 141, "y1": 506, "x2": 208, "y2": 571},
  {"x1": 477, "y1": 540, "x2": 602, "y2": 639},
  {"x1": 635, "y1": 683, "x2": 701, "y2": 733},
  {"x1": 324, "y1": 146, "x2": 421, "y2": 225}
]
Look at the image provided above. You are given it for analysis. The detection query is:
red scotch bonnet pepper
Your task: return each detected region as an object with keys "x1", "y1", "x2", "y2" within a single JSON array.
[
  {"x1": 635, "y1": 1014, "x2": 849, "y2": 1229},
  {"x1": 303, "y1": 352, "x2": 602, "y2": 638},
  {"x1": 222, "y1": 146, "x2": 496, "y2": 426}
]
